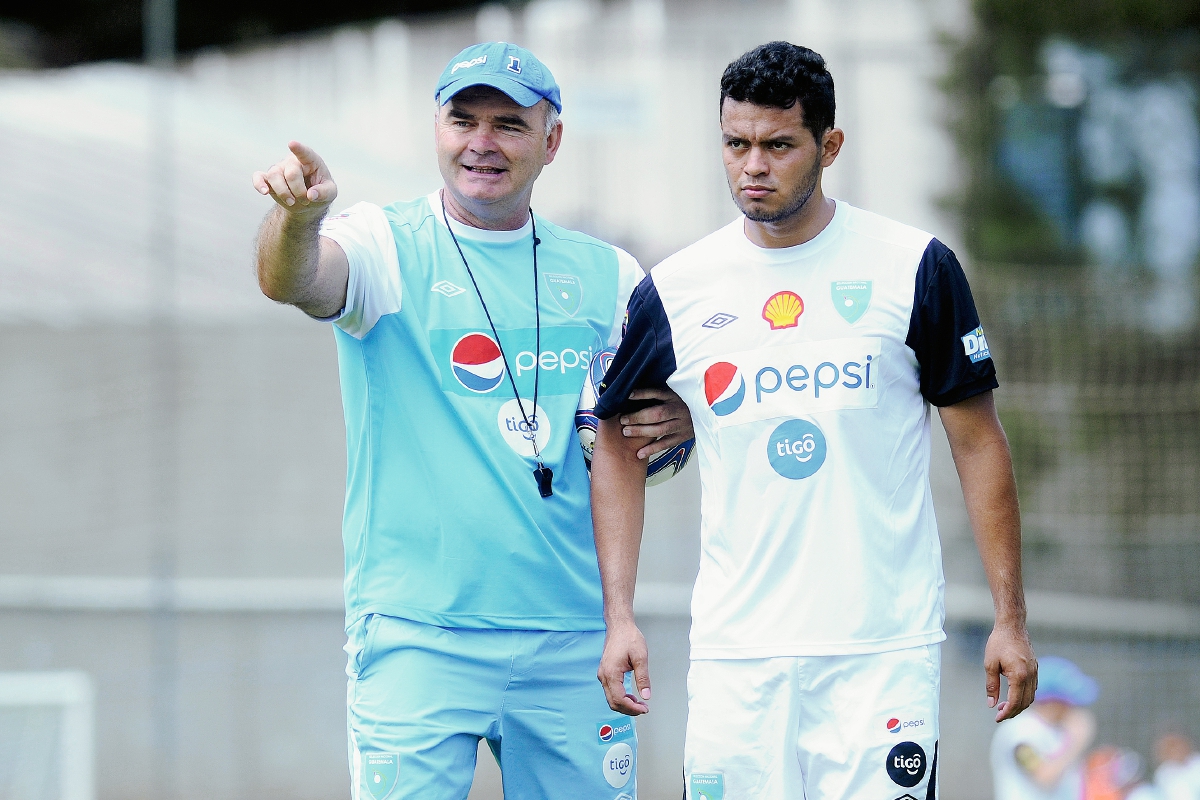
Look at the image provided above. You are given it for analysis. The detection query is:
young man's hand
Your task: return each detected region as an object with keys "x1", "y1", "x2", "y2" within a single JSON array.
[
  {"x1": 985, "y1": 621, "x2": 1037, "y2": 721},
  {"x1": 597, "y1": 618, "x2": 652, "y2": 715}
]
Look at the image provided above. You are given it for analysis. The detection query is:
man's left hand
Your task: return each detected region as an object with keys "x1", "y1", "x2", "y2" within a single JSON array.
[
  {"x1": 985, "y1": 621, "x2": 1037, "y2": 722},
  {"x1": 618, "y1": 388, "x2": 694, "y2": 460}
]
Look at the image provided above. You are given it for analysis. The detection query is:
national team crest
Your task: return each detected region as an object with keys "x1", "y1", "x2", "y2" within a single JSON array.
[
  {"x1": 545, "y1": 273, "x2": 583, "y2": 316},
  {"x1": 363, "y1": 753, "x2": 398, "y2": 800},
  {"x1": 690, "y1": 773, "x2": 724, "y2": 800},
  {"x1": 831, "y1": 280, "x2": 872, "y2": 324}
]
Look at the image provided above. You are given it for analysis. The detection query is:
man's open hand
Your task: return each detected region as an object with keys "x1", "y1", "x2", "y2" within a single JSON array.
[
  {"x1": 619, "y1": 388, "x2": 694, "y2": 460},
  {"x1": 252, "y1": 141, "x2": 338, "y2": 214},
  {"x1": 985, "y1": 622, "x2": 1037, "y2": 722},
  {"x1": 598, "y1": 619, "x2": 652, "y2": 716}
]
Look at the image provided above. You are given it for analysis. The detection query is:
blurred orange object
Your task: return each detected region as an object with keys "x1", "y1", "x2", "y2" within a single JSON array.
[{"x1": 1084, "y1": 746, "x2": 1145, "y2": 800}]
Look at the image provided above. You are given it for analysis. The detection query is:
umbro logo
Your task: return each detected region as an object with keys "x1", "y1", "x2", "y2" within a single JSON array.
[
  {"x1": 702, "y1": 312, "x2": 738, "y2": 330},
  {"x1": 893, "y1": 795, "x2": 919, "y2": 800},
  {"x1": 431, "y1": 280, "x2": 466, "y2": 298}
]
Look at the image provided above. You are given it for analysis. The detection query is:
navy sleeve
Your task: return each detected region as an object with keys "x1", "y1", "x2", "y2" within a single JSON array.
[
  {"x1": 905, "y1": 239, "x2": 999, "y2": 407},
  {"x1": 593, "y1": 276, "x2": 677, "y2": 420}
]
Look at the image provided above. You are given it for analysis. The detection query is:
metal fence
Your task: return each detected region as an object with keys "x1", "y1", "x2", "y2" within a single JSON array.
[{"x1": 937, "y1": 263, "x2": 1200, "y2": 796}]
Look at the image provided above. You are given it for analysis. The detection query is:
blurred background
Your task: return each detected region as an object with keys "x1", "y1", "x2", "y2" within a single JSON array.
[{"x1": 0, "y1": 0, "x2": 1198, "y2": 798}]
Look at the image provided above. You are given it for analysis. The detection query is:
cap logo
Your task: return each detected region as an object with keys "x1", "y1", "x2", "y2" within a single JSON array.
[
  {"x1": 506, "y1": 56, "x2": 521, "y2": 74},
  {"x1": 451, "y1": 55, "x2": 487, "y2": 74}
]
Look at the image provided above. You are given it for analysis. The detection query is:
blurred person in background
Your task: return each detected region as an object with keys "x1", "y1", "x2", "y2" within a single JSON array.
[
  {"x1": 251, "y1": 41, "x2": 691, "y2": 800},
  {"x1": 1153, "y1": 730, "x2": 1200, "y2": 800},
  {"x1": 992, "y1": 656, "x2": 1098, "y2": 800},
  {"x1": 590, "y1": 40, "x2": 1036, "y2": 799},
  {"x1": 1085, "y1": 746, "x2": 1148, "y2": 800}
]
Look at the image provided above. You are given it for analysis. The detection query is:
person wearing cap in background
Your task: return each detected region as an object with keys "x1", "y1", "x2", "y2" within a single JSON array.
[
  {"x1": 251, "y1": 41, "x2": 692, "y2": 800},
  {"x1": 992, "y1": 655, "x2": 1099, "y2": 800}
]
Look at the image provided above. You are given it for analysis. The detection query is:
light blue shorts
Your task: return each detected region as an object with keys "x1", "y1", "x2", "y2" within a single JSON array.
[{"x1": 345, "y1": 614, "x2": 638, "y2": 800}]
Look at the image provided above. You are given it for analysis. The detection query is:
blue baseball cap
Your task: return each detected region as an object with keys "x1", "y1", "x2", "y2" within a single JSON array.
[
  {"x1": 435, "y1": 42, "x2": 562, "y2": 113},
  {"x1": 1037, "y1": 656, "x2": 1099, "y2": 706}
]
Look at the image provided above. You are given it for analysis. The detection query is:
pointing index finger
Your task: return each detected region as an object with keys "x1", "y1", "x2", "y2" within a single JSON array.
[{"x1": 288, "y1": 140, "x2": 322, "y2": 170}]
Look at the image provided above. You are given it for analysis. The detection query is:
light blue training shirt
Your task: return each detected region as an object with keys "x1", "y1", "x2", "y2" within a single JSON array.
[{"x1": 318, "y1": 192, "x2": 640, "y2": 631}]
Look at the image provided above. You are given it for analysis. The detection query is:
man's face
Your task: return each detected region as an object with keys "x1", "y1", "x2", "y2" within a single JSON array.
[
  {"x1": 435, "y1": 87, "x2": 560, "y2": 209},
  {"x1": 720, "y1": 98, "x2": 829, "y2": 223}
]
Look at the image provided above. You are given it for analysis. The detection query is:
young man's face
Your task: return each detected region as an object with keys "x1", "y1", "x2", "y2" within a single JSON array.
[
  {"x1": 720, "y1": 98, "x2": 836, "y2": 224},
  {"x1": 435, "y1": 87, "x2": 561, "y2": 210}
]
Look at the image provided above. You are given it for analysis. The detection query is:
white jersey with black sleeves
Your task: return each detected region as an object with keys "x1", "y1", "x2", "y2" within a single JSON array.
[{"x1": 594, "y1": 200, "x2": 998, "y2": 658}]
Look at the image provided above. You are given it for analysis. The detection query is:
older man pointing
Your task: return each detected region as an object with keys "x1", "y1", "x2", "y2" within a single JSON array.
[{"x1": 252, "y1": 42, "x2": 691, "y2": 800}]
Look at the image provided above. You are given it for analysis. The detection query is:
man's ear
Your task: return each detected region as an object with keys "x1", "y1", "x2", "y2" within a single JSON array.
[
  {"x1": 544, "y1": 118, "x2": 564, "y2": 166},
  {"x1": 820, "y1": 128, "x2": 845, "y2": 168}
]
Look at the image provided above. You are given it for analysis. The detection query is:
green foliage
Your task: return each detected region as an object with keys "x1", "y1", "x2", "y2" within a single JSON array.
[
  {"x1": 976, "y1": 0, "x2": 1200, "y2": 51},
  {"x1": 998, "y1": 407, "x2": 1060, "y2": 502},
  {"x1": 942, "y1": 0, "x2": 1200, "y2": 265}
]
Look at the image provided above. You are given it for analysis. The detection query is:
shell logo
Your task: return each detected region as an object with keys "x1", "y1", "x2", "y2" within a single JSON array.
[{"x1": 762, "y1": 291, "x2": 804, "y2": 330}]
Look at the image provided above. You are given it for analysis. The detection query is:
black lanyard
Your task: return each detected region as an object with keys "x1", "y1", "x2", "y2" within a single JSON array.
[{"x1": 440, "y1": 192, "x2": 553, "y2": 498}]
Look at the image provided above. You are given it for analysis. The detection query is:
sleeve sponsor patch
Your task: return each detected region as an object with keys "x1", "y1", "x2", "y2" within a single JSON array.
[{"x1": 960, "y1": 326, "x2": 991, "y2": 363}]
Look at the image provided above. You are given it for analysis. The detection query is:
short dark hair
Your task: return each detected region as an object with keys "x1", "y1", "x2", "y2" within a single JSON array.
[{"x1": 720, "y1": 42, "x2": 836, "y2": 142}]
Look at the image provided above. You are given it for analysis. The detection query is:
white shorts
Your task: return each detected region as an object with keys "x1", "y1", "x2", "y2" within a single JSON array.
[{"x1": 684, "y1": 644, "x2": 941, "y2": 800}]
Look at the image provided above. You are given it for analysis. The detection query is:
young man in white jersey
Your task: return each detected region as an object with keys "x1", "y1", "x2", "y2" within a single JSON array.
[
  {"x1": 251, "y1": 42, "x2": 691, "y2": 800},
  {"x1": 590, "y1": 41, "x2": 1038, "y2": 798}
]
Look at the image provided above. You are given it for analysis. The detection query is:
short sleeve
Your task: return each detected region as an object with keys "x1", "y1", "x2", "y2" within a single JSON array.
[
  {"x1": 608, "y1": 247, "x2": 645, "y2": 347},
  {"x1": 593, "y1": 276, "x2": 677, "y2": 420},
  {"x1": 317, "y1": 202, "x2": 402, "y2": 339},
  {"x1": 905, "y1": 239, "x2": 999, "y2": 406}
]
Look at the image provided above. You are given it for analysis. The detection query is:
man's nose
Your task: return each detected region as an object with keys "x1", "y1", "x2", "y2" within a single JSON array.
[
  {"x1": 468, "y1": 124, "x2": 499, "y2": 154},
  {"x1": 744, "y1": 145, "x2": 769, "y2": 176}
]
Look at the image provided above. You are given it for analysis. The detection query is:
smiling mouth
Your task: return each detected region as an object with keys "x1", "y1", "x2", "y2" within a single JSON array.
[{"x1": 464, "y1": 165, "x2": 506, "y2": 174}]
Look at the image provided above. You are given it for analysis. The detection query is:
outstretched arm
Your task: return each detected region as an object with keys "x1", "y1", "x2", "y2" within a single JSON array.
[
  {"x1": 592, "y1": 415, "x2": 655, "y2": 715},
  {"x1": 940, "y1": 390, "x2": 1037, "y2": 722},
  {"x1": 252, "y1": 141, "x2": 348, "y2": 318}
]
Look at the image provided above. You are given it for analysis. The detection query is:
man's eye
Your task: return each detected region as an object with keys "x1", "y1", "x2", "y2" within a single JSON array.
[{"x1": 769, "y1": 142, "x2": 789, "y2": 150}]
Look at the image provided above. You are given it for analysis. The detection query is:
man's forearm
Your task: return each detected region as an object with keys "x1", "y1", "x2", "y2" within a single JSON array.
[
  {"x1": 959, "y1": 438, "x2": 1024, "y2": 622},
  {"x1": 591, "y1": 417, "x2": 652, "y2": 625},
  {"x1": 942, "y1": 394, "x2": 1026, "y2": 623},
  {"x1": 255, "y1": 206, "x2": 338, "y2": 314}
]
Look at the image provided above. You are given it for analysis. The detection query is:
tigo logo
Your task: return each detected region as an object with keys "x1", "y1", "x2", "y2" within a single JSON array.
[
  {"x1": 885, "y1": 742, "x2": 926, "y2": 788},
  {"x1": 704, "y1": 362, "x2": 746, "y2": 416},
  {"x1": 451, "y1": 333, "x2": 505, "y2": 393},
  {"x1": 602, "y1": 743, "x2": 634, "y2": 788},
  {"x1": 961, "y1": 326, "x2": 991, "y2": 363},
  {"x1": 767, "y1": 419, "x2": 827, "y2": 480},
  {"x1": 497, "y1": 399, "x2": 550, "y2": 457},
  {"x1": 887, "y1": 718, "x2": 901, "y2": 733},
  {"x1": 762, "y1": 291, "x2": 804, "y2": 330}
]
